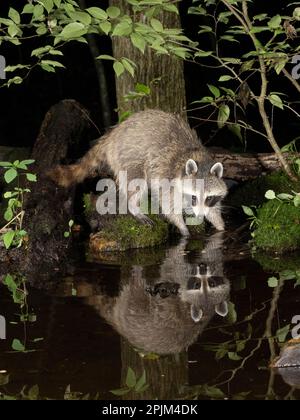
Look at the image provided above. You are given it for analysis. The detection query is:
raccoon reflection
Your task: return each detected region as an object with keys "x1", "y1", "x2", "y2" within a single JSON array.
[{"x1": 86, "y1": 234, "x2": 230, "y2": 355}]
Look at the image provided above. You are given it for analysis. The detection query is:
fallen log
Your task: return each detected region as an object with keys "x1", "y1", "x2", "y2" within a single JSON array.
[
  {"x1": 0, "y1": 99, "x2": 91, "y2": 279},
  {"x1": 211, "y1": 149, "x2": 297, "y2": 182}
]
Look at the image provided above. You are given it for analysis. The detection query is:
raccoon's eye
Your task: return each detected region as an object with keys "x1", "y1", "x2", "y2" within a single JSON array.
[
  {"x1": 192, "y1": 195, "x2": 197, "y2": 206},
  {"x1": 208, "y1": 277, "x2": 224, "y2": 288},
  {"x1": 205, "y1": 195, "x2": 222, "y2": 207}
]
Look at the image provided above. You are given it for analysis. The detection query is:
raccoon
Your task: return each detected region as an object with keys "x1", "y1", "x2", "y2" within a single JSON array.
[
  {"x1": 85, "y1": 234, "x2": 230, "y2": 355},
  {"x1": 48, "y1": 110, "x2": 228, "y2": 236}
]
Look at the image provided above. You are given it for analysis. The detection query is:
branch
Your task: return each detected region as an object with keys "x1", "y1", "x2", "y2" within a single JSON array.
[{"x1": 283, "y1": 68, "x2": 300, "y2": 95}]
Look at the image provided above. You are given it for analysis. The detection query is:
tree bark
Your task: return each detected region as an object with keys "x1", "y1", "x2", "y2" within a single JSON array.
[
  {"x1": 0, "y1": 100, "x2": 91, "y2": 281},
  {"x1": 211, "y1": 149, "x2": 300, "y2": 182},
  {"x1": 110, "y1": 0, "x2": 186, "y2": 116}
]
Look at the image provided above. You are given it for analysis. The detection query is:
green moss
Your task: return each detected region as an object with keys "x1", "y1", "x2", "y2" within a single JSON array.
[
  {"x1": 254, "y1": 251, "x2": 300, "y2": 273},
  {"x1": 228, "y1": 171, "x2": 300, "y2": 208},
  {"x1": 252, "y1": 200, "x2": 300, "y2": 253}
]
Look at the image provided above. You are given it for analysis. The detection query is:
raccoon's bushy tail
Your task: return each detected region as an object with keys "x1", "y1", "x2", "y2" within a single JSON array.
[{"x1": 47, "y1": 139, "x2": 106, "y2": 188}]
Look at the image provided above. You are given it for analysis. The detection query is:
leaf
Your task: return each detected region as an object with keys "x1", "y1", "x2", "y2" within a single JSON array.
[
  {"x1": 113, "y1": 61, "x2": 125, "y2": 77},
  {"x1": 28, "y1": 384, "x2": 39, "y2": 400},
  {"x1": 136, "y1": 83, "x2": 150, "y2": 95},
  {"x1": 276, "y1": 325, "x2": 290, "y2": 343},
  {"x1": 96, "y1": 54, "x2": 115, "y2": 61},
  {"x1": 110, "y1": 388, "x2": 130, "y2": 396},
  {"x1": 60, "y1": 22, "x2": 87, "y2": 39},
  {"x1": 4, "y1": 207, "x2": 14, "y2": 222},
  {"x1": 269, "y1": 94, "x2": 284, "y2": 110},
  {"x1": 194, "y1": 50, "x2": 213, "y2": 57},
  {"x1": 219, "y1": 75, "x2": 233, "y2": 82},
  {"x1": 112, "y1": 21, "x2": 132, "y2": 37},
  {"x1": 69, "y1": 11, "x2": 91, "y2": 26},
  {"x1": 208, "y1": 84, "x2": 220, "y2": 98},
  {"x1": 8, "y1": 8, "x2": 20, "y2": 24},
  {"x1": 106, "y1": 6, "x2": 120, "y2": 19},
  {"x1": 135, "y1": 370, "x2": 146, "y2": 392},
  {"x1": 268, "y1": 15, "x2": 282, "y2": 29},
  {"x1": 68, "y1": 219, "x2": 74, "y2": 228},
  {"x1": 4, "y1": 168, "x2": 17, "y2": 184},
  {"x1": 26, "y1": 173, "x2": 37, "y2": 182},
  {"x1": 229, "y1": 124, "x2": 242, "y2": 142},
  {"x1": 226, "y1": 301, "x2": 237, "y2": 324},
  {"x1": 125, "y1": 367, "x2": 136, "y2": 388},
  {"x1": 228, "y1": 352, "x2": 242, "y2": 361},
  {"x1": 3, "y1": 231, "x2": 15, "y2": 249},
  {"x1": 39, "y1": 0, "x2": 54, "y2": 14},
  {"x1": 122, "y1": 59, "x2": 135, "y2": 77},
  {"x1": 99, "y1": 21, "x2": 111, "y2": 35},
  {"x1": 277, "y1": 193, "x2": 293, "y2": 200},
  {"x1": 242, "y1": 205, "x2": 254, "y2": 217},
  {"x1": 8, "y1": 23, "x2": 19, "y2": 38},
  {"x1": 218, "y1": 104, "x2": 230, "y2": 128},
  {"x1": 41, "y1": 60, "x2": 65, "y2": 68},
  {"x1": 86, "y1": 7, "x2": 107, "y2": 20},
  {"x1": 12, "y1": 339, "x2": 25, "y2": 352},
  {"x1": 265, "y1": 190, "x2": 276, "y2": 200},
  {"x1": 130, "y1": 33, "x2": 146, "y2": 53},
  {"x1": 20, "y1": 159, "x2": 35, "y2": 166},
  {"x1": 151, "y1": 18, "x2": 163, "y2": 32},
  {"x1": 294, "y1": 195, "x2": 300, "y2": 207},
  {"x1": 268, "y1": 277, "x2": 279, "y2": 288}
]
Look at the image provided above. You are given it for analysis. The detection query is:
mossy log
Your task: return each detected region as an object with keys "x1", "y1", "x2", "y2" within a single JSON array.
[{"x1": 0, "y1": 99, "x2": 91, "y2": 278}]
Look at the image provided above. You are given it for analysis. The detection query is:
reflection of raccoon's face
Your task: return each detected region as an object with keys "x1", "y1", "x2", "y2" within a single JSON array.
[{"x1": 179, "y1": 263, "x2": 230, "y2": 323}]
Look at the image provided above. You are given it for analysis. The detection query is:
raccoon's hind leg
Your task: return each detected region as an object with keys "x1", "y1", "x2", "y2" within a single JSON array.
[{"x1": 205, "y1": 207, "x2": 225, "y2": 231}]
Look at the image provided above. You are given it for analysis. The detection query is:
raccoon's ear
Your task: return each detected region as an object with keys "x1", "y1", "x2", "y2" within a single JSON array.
[
  {"x1": 191, "y1": 305, "x2": 203, "y2": 323},
  {"x1": 210, "y1": 162, "x2": 223, "y2": 178},
  {"x1": 186, "y1": 159, "x2": 198, "y2": 176},
  {"x1": 215, "y1": 301, "x2": 228, "y2": 317}
]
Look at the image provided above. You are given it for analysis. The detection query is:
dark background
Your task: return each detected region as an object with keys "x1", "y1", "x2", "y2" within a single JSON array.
[{"x1": 0, "y1": 0, "x2": 299, "y2": 153}]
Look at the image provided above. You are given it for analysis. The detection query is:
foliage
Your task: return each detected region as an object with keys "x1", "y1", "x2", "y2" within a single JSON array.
[
  {"x1": 0, "y1": 160, "x2": 37, "y2": 249},
  {"x1": 110, "y1": 367, "x2": 149, "y2": 396},
  {"x1": 0, "y1": 0, "x2": 189, "y2": 83}
]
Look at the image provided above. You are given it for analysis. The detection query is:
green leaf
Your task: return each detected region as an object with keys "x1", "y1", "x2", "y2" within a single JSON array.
[
  {"x1": 3, "y1": 231, "x2": 15, "y2": 249},
  {"x1": 4, "y1": 208, "x2": 14, "y2": 222},
  {"x1": 26, "y1": 173, "x2": 37, "y2": 182},
  {"x1": 277, "y1": 193, "x2": 293, "y2": 200},
  {"x1": 113, "y1": 61, "x2": 125, "y2": 77},
  {"x1": 268, "y1": 277, "x2": 279, "y2": 288},
  {"x1": 265, "y1": 190, "x2": 276, "y2": 200},
  {"x1": 8, "y1": 8, "x2": 20, "y2": 24},
  {"x1": 112, "y1": 21, "x2": 132, "y2": 37},
  {"x1": 12, "y1": 339, "x2": 25, "y2": 352},
  {"x1": 106, "y1": 6, "x2": 120, "y2": 19},
  {"x1": 110, "y1": 388, "x2": 130, "y2": 396},
  {"x1": 269, "y1": 94, "x2": 284, "y2": 110},
  {"x1": 151, "y1": 18, "x2": 163, "y2": 32},
  {"x1": 218, "y1": 104, "x2": 230, "y2": 128},
  {"x1": 22, "y1": 4, "x2": 35, "y2": 14},
  {"x1": 60, "y1": 22, "x2": 87, "y2": 39},
  {"x1": 39, "y1": 0, "x2": 54, "y2": 14},
  {"x1": 28, "y1": 384, "x2": 40, "y2": 400},
  {"x1": 130, "y1": 33, "x2": 146, "y2": 53},
  {"x1": 4, "y1": 168, "x2": 17, "y2": 184},
  {"x1": 219, "y1": 75, "x2": 233, "y2": 82},
  {"x1": 8, "y1": 23, "x2": 19, "y2": 38},
  {"x1": 242, "y1": 205, "x2": 254, "y2": 217},
  {"x1": 122, "y1": 59, "x2": 135, "y2": 77},
  {"x1": 135, "y1": 370, "x2": 146, "y2": 392},
  {"x1": 99, "y1": 21, "x2": 111, "y2": 35},
  {"x1": 33, "y1": 4, "x2": 44, "y2": 20},
  {"x1": 0, "y1": 162, "x2": 12, "y2": 167},
  {"x1": 64, "y1": 232, "x2": 70, "y2": 238},
  {"x1": 136, "y1": 83, "x2": 150, "y2": 95},
  {"x1": 194, "y1": 50, "x2": 213, "y2": 57},
  {"x1": 96, "y1": 54, "x2": 115, "y2": 61},
  {"x1": 41, "y1": 60, "x2": 65, "y2": 69},
  {"x1": 126, "y1": 367, "x2": 136, "y2": 388},
  {"x1": 228, "y1": 352, "x2": 242, "y2": 361},
  {"x1": 229, "y1": 124, "x2": 242, "y2": 142},
  {"x1": 226, "y1": 302, "x2": 237, "y2": 324},
  {"x1": 87, "y1": 7, "x2": 107, "y2": 20},
  {"x1": 294, "y1": 195, "x2": 300, "y2": 207},
  {"x1": 276, "y1": 325, "x2": 290, "y2": 343},
  {"x1": 21, "y1": 159, "x2": 35, "y2": 166},
  {"x1": 208, "y1": 84, "x2": 220, "y2": 98},
  {"x1": 69, "y1": 11, "x2": 92, "y2": 26},
  {"x1": 268, "y1": 15, "x2": 282, "y2": 29}
]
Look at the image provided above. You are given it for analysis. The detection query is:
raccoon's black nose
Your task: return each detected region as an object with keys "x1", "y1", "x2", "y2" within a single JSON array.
[{"x1": 199, "y1": 263, "x2": 207, "y2": 275}]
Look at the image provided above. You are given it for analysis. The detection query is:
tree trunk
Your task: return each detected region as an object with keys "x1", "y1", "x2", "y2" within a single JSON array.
[
  {"x1": 110, "y1": 0, "x2": 186, "y2": 116},
  {"x1": 0, "y1": 100, "x2": 91, "y2": 281}
]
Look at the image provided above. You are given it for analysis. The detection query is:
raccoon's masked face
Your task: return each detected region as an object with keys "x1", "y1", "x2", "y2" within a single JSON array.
[
  {"x1": 180, "y1": 263, "x2": 229, "y2": 323},
  {"x1": 182, "y1": 159, "x2": 227, "y2": 219}
]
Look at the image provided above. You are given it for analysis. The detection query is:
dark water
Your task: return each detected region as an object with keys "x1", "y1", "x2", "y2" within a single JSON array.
[{"x1": 1, "y1": 232, "x2": 300, "y2": 400}]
